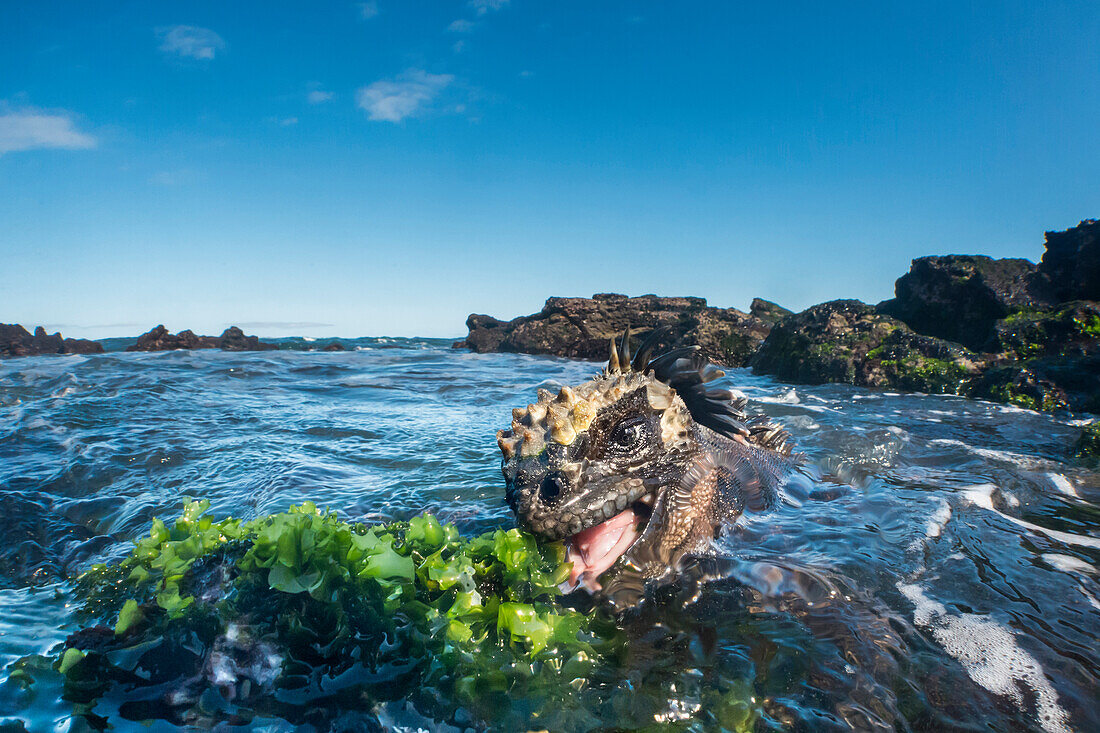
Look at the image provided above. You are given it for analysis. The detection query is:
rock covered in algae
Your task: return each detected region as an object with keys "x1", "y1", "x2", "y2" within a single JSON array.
[
  {"x1": 1074, "y1": 422, "x2": 1100, "y2": 466},
  {"x1": 0, "y1": 501, "x2": 762, "y2": 731}
]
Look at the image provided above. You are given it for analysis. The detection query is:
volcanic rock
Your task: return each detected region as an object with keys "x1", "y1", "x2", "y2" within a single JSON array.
[
  {"x1": 1039, "y1": 219, "x2": 1100, "y2": 302},
  {"x1": 749, "y1": 298, "x2": 793, "y2": 324},
  {"x1": 126, "y1": 325, "x2": 275, "y2": 352},
  {"x1": 878, "y1": 255, "x2": 1052, "y2": 351},
  {"x1": 461, "y1": 293, "x2": 784, "y2": 367},
  {"x1": 217, "y1": 326, "x2": 277, "y2": 352},
  {"x1": 0, "y1": 324, "x2": 105, "y2": 357},
  {"x1": 749, "y1": 300, "x2": 985, "y2": 394}
]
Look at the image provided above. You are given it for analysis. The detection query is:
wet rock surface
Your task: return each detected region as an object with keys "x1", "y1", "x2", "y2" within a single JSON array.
[
  {"x1": 748, "y1": 300, "x2": 986, "y2": 394},
  {"x1": 127, "y1": 325, "x2": 276, "y2": 352},
  {"x1": 462, "y1": 293, "x2": 778, "y2": 367},
  {"x1": 877, "y1": 255, "x2": 1051, "y2": 351},
  {"x1": 1039, "y1": 219, "x2": 1100, "y2": 302},
  {"x1": 1, "y1": 324, "x2": 105, "y2": 357}
]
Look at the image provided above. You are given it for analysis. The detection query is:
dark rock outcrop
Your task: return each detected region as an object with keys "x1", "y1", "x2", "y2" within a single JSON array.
[
  {"x1": 749, "y1": 300, "x2": 985, "y2": 394},
  {"x1": 126, "y1": 325, "x2": 276, "y2": 352},
  {"x1": 981, "y1": 301, "x2": 1100, "y2": 412},
  {"x1": 1, "y1": 324, "x2": 105, "y2": 357},
  {"x1": 751, "y1": 298, "x2": 1096, "y2": 412},
  {"x1": 216, "y1": 326, "x2": 276, "y2": 352},
  {"x1": 63, "y1": 337, "x2": 105, "y2": 354},
  {"x1": 749, "y1": 298, "x2": 793, "y2": 324},
  {"x1": 878, "y1": 255, "x2": 1051, "y2": 351},
  {"x1": 461, "y1": 293, "x2": 783, "y2": 367},
  {"x1": 1039, "y1": 219, "x2": 1100, "y2": 302},
  {"x1": 322, "y1": 342, "x2": 347, "y2": 351}
]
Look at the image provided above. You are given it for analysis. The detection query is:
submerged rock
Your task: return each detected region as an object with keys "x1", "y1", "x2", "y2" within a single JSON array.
[
  {"x1": 878, "y1": 255, "x2": 1051, "y2": 351},
  {"x1": 461, "y1": 293, "x2": 784, "y2": 367},
  {"x1": 0, "y1": 323, "x2": 105, "y2": 357},
  {"x1": 127, "y1": 325, "x2": 276, "y2": 352}
]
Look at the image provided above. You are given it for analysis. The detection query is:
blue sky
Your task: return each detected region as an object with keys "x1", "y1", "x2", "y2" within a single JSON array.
[{"x1": 2, "y1": 1, "x2": 1098, "y2": 338}]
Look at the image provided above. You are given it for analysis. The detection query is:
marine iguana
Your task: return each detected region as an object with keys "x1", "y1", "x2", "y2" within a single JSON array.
[{"x1": 498, "y1": 330, "x2": 803, "y2": 606}]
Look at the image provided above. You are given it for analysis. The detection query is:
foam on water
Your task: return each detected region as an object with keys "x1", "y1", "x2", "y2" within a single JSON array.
[
  {"x1": 963, "y1": 483, "x2": 1100, "y2": 549},
  {"x1": 896, "y1": 582, "x2": 1072, "y2": 733}
]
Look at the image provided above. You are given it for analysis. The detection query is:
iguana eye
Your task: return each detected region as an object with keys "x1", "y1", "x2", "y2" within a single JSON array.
[{"x1": 608, "y1": 416, "x2": 650, "y2": 452}]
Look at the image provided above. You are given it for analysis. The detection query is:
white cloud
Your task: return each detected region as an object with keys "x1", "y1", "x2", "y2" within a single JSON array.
[
  {"x1": 279, "y1": 117, "x2": 298, "y2": 126},
  {"x1": 448, "y1": 19, "x2": 474, "y2": 32},
  {"x1": 356, "y1": 69, "x2": 454, "y2": 123},
  {"x1": 157, "y1": 25, "x2": 225, "y2": 60},
  {"x1": 358, "y1": 2, "x2": 379, "y2": 20},
  {"x1": 307, "y1": 90, "x2": 334, "y2": 104},
  {"x1": 469, "y1": 0, "x2": 509, "y2": 15},
  {"x1": 0, "y1": 108, "x2": 96, "y2": 154}
]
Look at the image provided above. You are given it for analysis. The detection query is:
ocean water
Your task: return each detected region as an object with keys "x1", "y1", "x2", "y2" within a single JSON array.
[{"x1": 0, "y1": 338, "x2": 1096, "y2": 731}]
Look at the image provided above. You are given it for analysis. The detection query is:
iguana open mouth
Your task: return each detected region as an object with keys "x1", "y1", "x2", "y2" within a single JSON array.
[{"x1": 563, "y1": 493, "x2": 655, "y2": 591}]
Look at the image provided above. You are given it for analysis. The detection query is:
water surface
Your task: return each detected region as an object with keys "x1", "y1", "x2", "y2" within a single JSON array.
[{"x1": 0, "y1": 339, "x2": 1096, "y2": 731}]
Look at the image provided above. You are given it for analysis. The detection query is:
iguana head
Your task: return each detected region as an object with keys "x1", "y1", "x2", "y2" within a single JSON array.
[{"x1": 497, "y1": 331, "x2": 795, "y2": 598}]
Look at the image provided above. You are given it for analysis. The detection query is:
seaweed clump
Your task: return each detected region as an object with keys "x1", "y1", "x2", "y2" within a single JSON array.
[
  {"x1": 14, "y1": 501, "x2": 631, "y2": 730},
  {"x1": 1073, "y1": 422, "x2": 1100, "y2": 467}
]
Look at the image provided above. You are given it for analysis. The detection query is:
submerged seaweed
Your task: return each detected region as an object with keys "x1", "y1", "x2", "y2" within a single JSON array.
[{"x1": 1, "y1": 501, "x2": 759, "y2": 731}]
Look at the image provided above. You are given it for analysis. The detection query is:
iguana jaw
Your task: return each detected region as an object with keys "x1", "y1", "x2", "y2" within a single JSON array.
[{"x1": 562, "y1": 492, "x2": 656, "y2": 591}]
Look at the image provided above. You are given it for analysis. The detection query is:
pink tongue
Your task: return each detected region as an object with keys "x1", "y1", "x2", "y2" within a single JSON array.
[{"x1": 564, "y1": 508, "x2": 640, "y2": 591}]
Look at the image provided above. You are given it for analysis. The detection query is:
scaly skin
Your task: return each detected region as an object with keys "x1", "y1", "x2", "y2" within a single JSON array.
[{"x1": 498, "y1": 333, "x2": 800, "y2": 606}]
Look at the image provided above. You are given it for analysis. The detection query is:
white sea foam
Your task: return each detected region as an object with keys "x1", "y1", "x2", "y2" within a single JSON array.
[
  {"x1": 1041, "y1": 553, "x2": 1095, "y2": 575},
  {"x1": 925, "y1": 499, "x2": 952, "y2": 540},
  {"x1": 963, "y1": 483, "x2": 1100, "y2": 549},
  {"x1": 908, "y1": 498, "x2": 952, "y2": 552},
  {"x1": 897, "y1": 582, "x2": 1071, "y2": 733},
  {"x1": 929, "y1": 438, "x2": 1040, "y2": 468},
  {"x1": 1046, "y1": 473, "x2": 1078, "y2": 498}
]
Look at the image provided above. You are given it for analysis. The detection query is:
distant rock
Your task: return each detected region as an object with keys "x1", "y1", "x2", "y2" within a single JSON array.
[
  {"x1": 216, "y1": 326, "x2": 276, "y2": 352},
  {"x1": 63, "y1": 337, "x2": 105, "y2": 355},
  {"x1": 126, "y1": 325, "x2": 276, "y2": 352},
  {"x1": 460, "y1": 293, "x2": 785, "y2": 367},
  {"x1": 1039, "y1": 219, "x2": 1100, "y2": 302},
  {"x1": 878, "y1": 255, "x2": 1051, "y2": 351},
  {"x1": 1, "y1": 324, "x2": 105, "y2": 358},
  {"x1": 322, "y1": 342, "x2": 347, "y2": 351}
]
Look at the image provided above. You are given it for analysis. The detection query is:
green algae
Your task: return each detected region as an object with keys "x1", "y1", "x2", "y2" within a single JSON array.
[
  {"x1": 3, "y1": 501, "x2": 760, "y2": 731},
  {"x1": 1073, "y1": 423, "x2": 1100, "y2": 466},
  {"x1": 40, "y1": 502, "x2": 625, "y2": 728}
]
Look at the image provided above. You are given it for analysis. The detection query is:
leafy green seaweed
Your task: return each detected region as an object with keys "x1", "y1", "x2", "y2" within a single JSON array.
[{"x1": 35, "y1": 500, "x2": 638, "y2": 729}]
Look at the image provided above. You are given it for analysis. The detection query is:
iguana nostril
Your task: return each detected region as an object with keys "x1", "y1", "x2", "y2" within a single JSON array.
[{"x1": 539, "y1": 474, "x2": 566, "y2": 503}]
